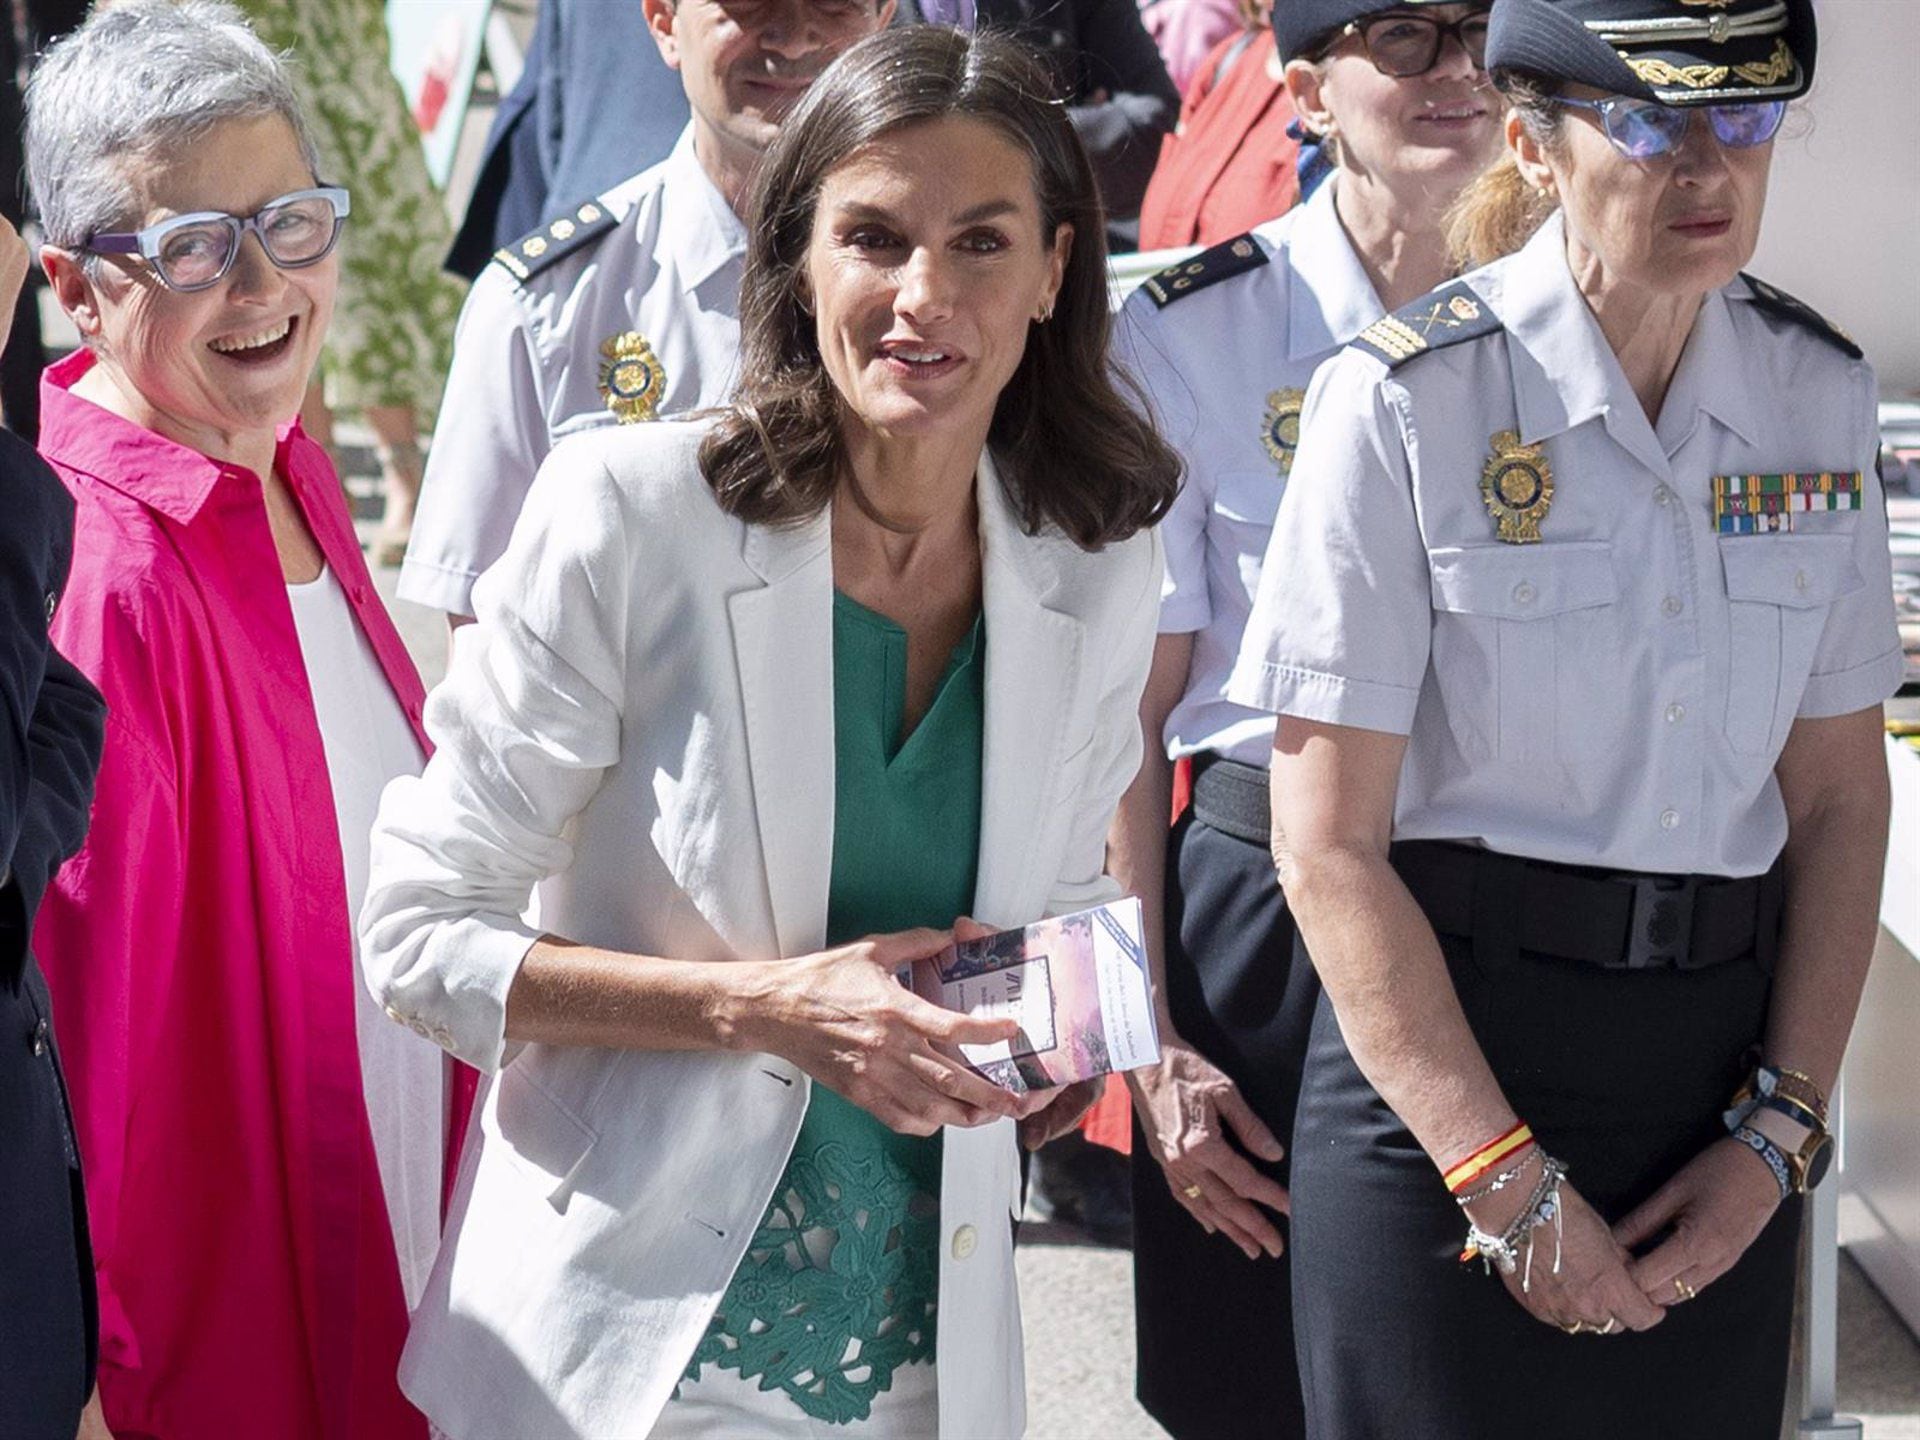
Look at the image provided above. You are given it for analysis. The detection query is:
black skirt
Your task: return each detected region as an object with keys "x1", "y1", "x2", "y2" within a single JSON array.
[
  {"x1": 1132, "y1": 808, "x2": 1318, "y2": 1440},
  {"x1": 1288, "y1": 916, "x2": 1799, "y2": 1440}
]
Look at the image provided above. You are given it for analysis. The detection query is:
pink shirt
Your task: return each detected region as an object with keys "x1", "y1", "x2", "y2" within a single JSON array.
[{"x1": 32, "y1": 350, "x2": 449, "y2": 1440}]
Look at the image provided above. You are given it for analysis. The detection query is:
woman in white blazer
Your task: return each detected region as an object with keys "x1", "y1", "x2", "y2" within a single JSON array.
[{"x1": 361, "y1": 27, "x2": 1179, "y2": 1440}]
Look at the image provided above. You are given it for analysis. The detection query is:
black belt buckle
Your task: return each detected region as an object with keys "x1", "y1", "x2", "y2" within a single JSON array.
[{"x1": 1624, "y1": 875, "x2": 1698, "y2": 969}]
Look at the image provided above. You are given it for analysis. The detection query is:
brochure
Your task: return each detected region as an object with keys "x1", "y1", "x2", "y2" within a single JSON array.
[{"x1": 904, "y1": 898, "x2": 1160, "y2": 1094}]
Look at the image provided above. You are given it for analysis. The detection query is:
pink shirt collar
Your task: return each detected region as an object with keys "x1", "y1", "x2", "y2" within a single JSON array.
[{"x1": 40, "y1": 347, "x2": 333, "y2": 528}]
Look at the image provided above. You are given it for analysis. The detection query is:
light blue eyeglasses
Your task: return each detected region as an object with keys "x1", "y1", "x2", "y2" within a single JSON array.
[
  {"x1": 85, "y1": 186, "x2": 351, "y2": 292},
  {"x1": 1550, "y1": 95, "x2": 1787, "y2": 161}
]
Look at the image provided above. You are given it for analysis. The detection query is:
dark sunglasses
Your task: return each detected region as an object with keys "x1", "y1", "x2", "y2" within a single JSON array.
[
  {"x1": 85, "y1": 186, "x2": 351, "y2": 293},
  {"x1": 1551, "y1": 95, "x2": 1787, "y2": 160},
  {"x1": 1331, "y1": 10, "x2": 1490, "y2": 77}
]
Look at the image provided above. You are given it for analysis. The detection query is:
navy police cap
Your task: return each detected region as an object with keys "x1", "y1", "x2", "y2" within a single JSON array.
[
  {"x1": 1486, "y1": 0, "x2": 1815, "y2": 105},
  {"x1": 1272, "y1": 0, "x2": 1464, "y2": 63}
]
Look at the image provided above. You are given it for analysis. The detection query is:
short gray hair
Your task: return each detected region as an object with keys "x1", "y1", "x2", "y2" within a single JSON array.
[{"x1": 26, "y1": 0, "x2": 322, "y2": 257}]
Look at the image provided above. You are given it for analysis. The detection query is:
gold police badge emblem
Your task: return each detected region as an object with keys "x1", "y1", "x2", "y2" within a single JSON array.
[
  {"x1": 1261, "y1": 388, "x2": 1306, "y2": 476},
  {"x1": 598, "y1": 332, "x2": 667, "y2": 424},
  {"x1": 1480, "y1": 430, "x2": 1553, "y2": 544}
]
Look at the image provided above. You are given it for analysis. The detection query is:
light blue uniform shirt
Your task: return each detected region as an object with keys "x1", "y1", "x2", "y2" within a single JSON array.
[
  {"x1": 1116, "y1": 178, "x2": 1385, "y2": 767},
  {"x1": 401, "y1": 128, "x2": 746, "y2": 617},
  {"x1": 1231, "y1": 211, "x2": 1900, "y2": 877}
]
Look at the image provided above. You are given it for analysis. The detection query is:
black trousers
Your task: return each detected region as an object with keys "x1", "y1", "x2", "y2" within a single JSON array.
[
  {"x1": 1290, "y1": 915, "x2": 1798, "y2": 1440},
  {"x1": 1133, "y1": 810, "x2": 1316, "y2": 1440},
  {"x1": 0, "y1": 962, "x2": 96, "y2": 1440}
]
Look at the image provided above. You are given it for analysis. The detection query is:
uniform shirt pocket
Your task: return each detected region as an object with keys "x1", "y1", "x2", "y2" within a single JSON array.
[
  {"x1": 1429, "y1": 542, "x2": 1617, "y2": 764},
  {"x1": 1719, "y1": 533, "x2": 1864, "y2": 755}
]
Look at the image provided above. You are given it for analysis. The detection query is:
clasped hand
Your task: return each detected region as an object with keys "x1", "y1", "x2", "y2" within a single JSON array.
[{"x1": 1469, "y1": 1136, "x2": 1782, "y2": 1334}]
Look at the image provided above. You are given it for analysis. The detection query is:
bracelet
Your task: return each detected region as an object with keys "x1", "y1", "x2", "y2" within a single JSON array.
[
  {"x1": 1461, "y1": 1153, "x2": 1567, "y2": 1292},
  {"x1": 1770, "y1": 1066, "x2": 1829, "y2": 1125},
  {"x1": 1444, "y1": 1122, "x2": 1534, "y2": 1194},
  {"x1": 1731, "y1": 1124, "x2": 1793, "y2": 1201},
  {"x1": 1452, "y1": 1145, "x2": 1540, "y2": 1207}
]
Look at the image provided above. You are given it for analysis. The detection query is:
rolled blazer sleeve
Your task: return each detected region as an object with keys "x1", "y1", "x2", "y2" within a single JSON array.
[
  {"x1": 1046, "y1": 526, "x2": 1164, "y2": 918},
  {"x1": 364, "y1": 438, "x2": 632, "y2": 1074},
  {"x1": 1229, "y1": 356, "x2": 1432, "y2": 734}
]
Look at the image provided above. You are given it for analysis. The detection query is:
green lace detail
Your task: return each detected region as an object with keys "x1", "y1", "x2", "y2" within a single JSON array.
[{"x1": 685, "y1": 1107, "x2": 940, "y2": 1424}]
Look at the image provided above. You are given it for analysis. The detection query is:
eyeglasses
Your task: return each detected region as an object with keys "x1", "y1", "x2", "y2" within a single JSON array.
[
  {"x1": 1333, "y1": 10, "x2": 1490, "y2": 77},
  {"x1": 85, "y1": 186, "x2": 351, "y2": 292},
  {"x1": 1550, "y1": 96, "x2": 1786, "y2": 160}
]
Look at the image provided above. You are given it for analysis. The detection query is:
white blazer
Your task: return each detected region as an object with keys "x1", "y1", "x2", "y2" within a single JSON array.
[{"x1": 361, "y1": 418, "x2": 1162, "y2": 1440}]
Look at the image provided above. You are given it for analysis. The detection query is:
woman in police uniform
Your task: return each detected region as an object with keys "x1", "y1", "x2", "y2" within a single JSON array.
[
  {"x1": 1230, "y1": 0, "x2": 1897, "y2": 1434},
  {"x1": 1108, "y1": 4, "x2": 1499, "y2": 1435}
]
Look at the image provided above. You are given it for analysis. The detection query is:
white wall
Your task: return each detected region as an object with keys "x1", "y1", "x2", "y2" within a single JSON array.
[{"x1": 1749, "y1": 0, "x2": 1920, "y2": 393}]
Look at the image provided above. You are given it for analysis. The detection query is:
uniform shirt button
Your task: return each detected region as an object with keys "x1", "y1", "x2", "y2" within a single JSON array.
[
  {"x1": 1660, "y1": 808, "x2": 1681, "y2": 830},
  {"x1": 1665, "y1": 703, "x2": 1686, "y2": 724},
  {"x1": 1794, "y1": 570, "x2": 1809, "y2": 593},
  {"x1": 950, "y1": 1223, "x2": 978, "y2": 1261},
  {"x1": 1654, "y1": 487, "x2": 1673, "y2": 507},
  {"x1": 31, "y1": 1018, "x2": 49, "y2": 1056},
  {"x1": 1512, "y1": 581, "x2": 1536, "y2": 605},
  {"x1": 1661, "y1": 596, "x2": 1684, "y2": 618}
]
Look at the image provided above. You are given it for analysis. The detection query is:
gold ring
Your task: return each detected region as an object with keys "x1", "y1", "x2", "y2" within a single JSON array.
[
  {"x1": 1674, "y1": 1278, "x2": 1696, "y2": 1303},
  {"x1": 1182, "y1": 1183, "x2": 1205, "y2": 1200}
]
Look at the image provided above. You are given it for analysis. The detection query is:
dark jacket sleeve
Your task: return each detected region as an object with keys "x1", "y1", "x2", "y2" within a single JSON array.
[
  {"x1": 0, "y1": 431, "x2": 104, "y2": 968},
  {"x1": 1049, "y1": 0, "x2": 1182, "y2": 221}
]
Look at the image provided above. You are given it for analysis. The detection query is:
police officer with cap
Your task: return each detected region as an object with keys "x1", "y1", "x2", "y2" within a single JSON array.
[
  {"x1": 1230, "y1": 0, "x2": 1896, "y2": 1434},
  {"x1": 400, "y1": 0, "x2": 895, "y2": 624},
  {"x1": 1108, "y1": 1, "x2": 1498, "y2": 1433}
]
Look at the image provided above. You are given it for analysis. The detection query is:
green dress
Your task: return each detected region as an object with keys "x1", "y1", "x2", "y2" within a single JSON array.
[
  {"x1": 685, "y1": 592, "x2": 986, "y2": 1424},
  {"x1": 238, "y1": 0, "x2": 466, "y2": 419}
]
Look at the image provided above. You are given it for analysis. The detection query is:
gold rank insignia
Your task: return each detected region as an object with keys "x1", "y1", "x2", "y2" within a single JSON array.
[
  {"x1": 599, "y1": 332, "x2": 667, "y2": 424},
  {"x1": 1480, "y1": 430, "x2": 1554, "y2": 544},
  {"x1": 1261, "y1": 388, "x2": 1306, "y2": 476}
]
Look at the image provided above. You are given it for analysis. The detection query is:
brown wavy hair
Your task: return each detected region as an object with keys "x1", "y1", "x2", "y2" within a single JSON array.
[{"x1": 698, "y1": 25, "x2": 1180, "y2": 549}]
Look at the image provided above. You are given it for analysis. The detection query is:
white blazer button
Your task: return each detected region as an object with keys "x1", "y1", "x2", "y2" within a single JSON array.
[
  {"x1": 950, "y1": 1223, "x2": 978, "y2": 1260},
  {"x1": 1512, "y1": 581, "x2": 1535, "y2": 605}
]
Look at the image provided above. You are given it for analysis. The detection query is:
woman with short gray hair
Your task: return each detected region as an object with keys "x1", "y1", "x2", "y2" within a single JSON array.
[{"x1": 28, "y1": 5, "x2": 450, "y2": 1438}]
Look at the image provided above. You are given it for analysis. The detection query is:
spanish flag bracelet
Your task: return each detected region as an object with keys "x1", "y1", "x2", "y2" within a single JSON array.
[{"x1": 1444, "y1": 1122, "x2": 1535, "y2": 1195}]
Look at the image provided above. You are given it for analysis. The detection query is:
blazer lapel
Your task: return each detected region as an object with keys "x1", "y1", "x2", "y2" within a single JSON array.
[
  {"x1": 729, "y1": 510, "x2": 836, "y2": 958},
  {"x1": 973, "y1": 455, "x2": 1086, "y2": 926}
]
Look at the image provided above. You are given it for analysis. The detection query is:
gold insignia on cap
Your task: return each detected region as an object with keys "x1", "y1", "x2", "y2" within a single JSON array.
[
  {"x1": 577, "y1": 203, "x2": 603, "y2": 223},
  {"x1": 1677, "y1": 0, "x2": 1735, "y2": 7},
  {"x1": 1231, "y1": 238, "x2": 1255, "y2": 259},
  {"x1": 1732, "y1": 38, "x2": 1795, "y2": 85},
  {"x1": 1623, "y1": 54, "x2": 1730, "y2": 88},
  {"x1": 1480, "y1": 431, "x2": 1554, "y2": 544},
  {"x1": 522, "y1": 235, "x2": 550, "y2": 258},
  {"x1": 598, "y1": 332, "x2": 667, "y2": 424},
  {"x1": 1449, "y1": 295, "x2": 1482, "y2": 322},
  {"x1": 1261, "y1": 388, "x2": 1307, "y2": 477},
  {"x1": 550, "y1": 218, "x2": 577, "y2": 241}
]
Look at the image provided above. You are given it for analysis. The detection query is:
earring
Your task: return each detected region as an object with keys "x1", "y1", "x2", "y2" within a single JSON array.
[{"x1": 1036, "y1": 300, "x2": 1055, "y2": 324}]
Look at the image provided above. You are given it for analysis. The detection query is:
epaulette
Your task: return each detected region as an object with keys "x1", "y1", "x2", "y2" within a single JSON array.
[
  {"x1": 1139, "y1": 233, "x2": 1267, "y2": 308},
  {"x1": 490, "y1": 198, "x2": 619, "y2": 285},
  {"x1": 1740, "y1": 274, "x2": 1863, "y2": 361},
  {"x1": 1350, "y1": 281, "x2": 1501, "y2": 367}
]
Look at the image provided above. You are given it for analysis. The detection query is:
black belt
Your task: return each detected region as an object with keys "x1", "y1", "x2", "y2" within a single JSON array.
[
  {"x1": 1189, "y1": 755, "x2": 1271, "y2": 847},
  {"x1": 1188, "y1": 756, "x2": 1781, "y2": 972},
  {"x1": 1392, "y1": 840, "x2": 1783, "y2": 973}
]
